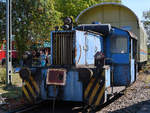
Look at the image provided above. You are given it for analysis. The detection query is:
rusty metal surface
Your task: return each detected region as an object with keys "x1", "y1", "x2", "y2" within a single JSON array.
[{"x1": 46, "y1": 69, "x2": 67, "y2": 86}]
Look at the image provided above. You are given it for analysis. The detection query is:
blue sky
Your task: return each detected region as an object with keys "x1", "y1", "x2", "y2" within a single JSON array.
[{"x1": 122, "y1": 0, "x2": 150, "y2": 20}]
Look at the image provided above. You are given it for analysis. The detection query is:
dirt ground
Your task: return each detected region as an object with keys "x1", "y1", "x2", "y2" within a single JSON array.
[
  {"x1": 98, "y1": 72, "x2": 150, "y2": 113},
  {"x1": 0, "y1": 67, "x2": 22, "y2": 99}
]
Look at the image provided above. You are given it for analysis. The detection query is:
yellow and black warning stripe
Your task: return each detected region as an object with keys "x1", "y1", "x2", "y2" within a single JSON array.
[
  {"x1": 22, "y1": 75, "x2": 40, "y2": 103},
  {"x1": 84, "y1": 71, "x2": 105, "y2": 107}
]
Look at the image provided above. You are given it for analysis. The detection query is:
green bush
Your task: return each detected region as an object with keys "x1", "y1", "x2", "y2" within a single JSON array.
[{"x1": 0, "y1": 67, "x2": 6, "y2": 84}]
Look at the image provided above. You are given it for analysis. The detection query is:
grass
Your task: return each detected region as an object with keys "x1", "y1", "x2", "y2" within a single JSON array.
[
  {"x1": 0, "y1": 67, "x2": 6, "y2": 83},
  {"x1": 0, "y1": 66, "x2": 22, "y2": 99}
]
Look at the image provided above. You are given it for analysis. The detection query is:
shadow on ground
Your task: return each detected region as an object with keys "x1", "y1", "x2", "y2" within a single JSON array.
[
  {"x1": 108, "y1": 100, "x2": 150, "y2": 113},
  {"x1": 0, "y1": 84, "x2": 22, "y2": 99}
]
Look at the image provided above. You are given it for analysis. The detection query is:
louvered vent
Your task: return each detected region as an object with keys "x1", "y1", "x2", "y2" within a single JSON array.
[{"x1": 52, "y1": 31, "x2": 75, "y2": 65}]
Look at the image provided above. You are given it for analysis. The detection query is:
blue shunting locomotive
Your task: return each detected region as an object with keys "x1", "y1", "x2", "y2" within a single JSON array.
[{"x1": 19, "y1": 24, "x2": 138, "y2": 108}]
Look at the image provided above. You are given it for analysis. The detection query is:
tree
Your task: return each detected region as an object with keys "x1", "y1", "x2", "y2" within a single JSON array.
[
  {"x1": 12, "y1": 0, "x2": 62, "y2": 59},
  {"x1": 29, "y1": 0, "x2": 62, "y2": 43},
  {"x1": 99, "y1": 0, "x2": 122, "y2": 3},
  {"x1": 0, "y1": 1, "x2": 6, "y2": 42},
  {"x1": 55, "y1": 0, "x2": 122, "y2": 22},
  {"x1": 142, "y1": 10, "x2": 150, "y2": 41},
  {"x1": 1, "y1": 0, "x2": 123, "y2": 60},
  {"x1": 55, "y1": 0, "x2": 100, "y2": 22}
]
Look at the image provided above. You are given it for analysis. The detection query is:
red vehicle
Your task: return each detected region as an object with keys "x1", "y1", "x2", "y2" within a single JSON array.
[{"x1": 0, "y1": 40, "x2": 17, "y2": 65}]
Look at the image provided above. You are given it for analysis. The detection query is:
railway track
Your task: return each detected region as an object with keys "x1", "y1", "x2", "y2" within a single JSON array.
[
  {"x1": 11, "y1": 101, "x2": 84, "y2": 113},
  {"x1": 6, "y1": 90, "x2": 124, "y2": 113},
  {"x1": 7, "y1": 101, "x2": 45, "y2": 113}
]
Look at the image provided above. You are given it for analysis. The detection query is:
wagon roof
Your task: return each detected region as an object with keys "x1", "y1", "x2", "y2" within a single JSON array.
[{"x1": 76, "y1": 3, "x2": 140, "y2": 27}]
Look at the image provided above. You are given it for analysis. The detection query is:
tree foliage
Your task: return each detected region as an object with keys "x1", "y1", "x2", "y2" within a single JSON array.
[
  {"x1": 0, "y1": 2, "x2": 6, "y2": 41},
  {"x1": 55, "y1": 0, "x2": 122, "y2": 22},
  {"x1": 55, "y1": 0, "x2": 100, "y2": 21},
  {"x1": 0, "y1": 0, "x2": 123, "y2": 59},
  {"x1": 99, "y1": 0, "x2": 121, "y2": 3},
  {"x1": 29, "y1": 0, "x2": 62, "y2": 41},
  {"x1": 12, "y1": 0, "x2": 62, "y2": 58},
  {"x1": 142, "y1": 10, "x2": 150, "y2": 40}
]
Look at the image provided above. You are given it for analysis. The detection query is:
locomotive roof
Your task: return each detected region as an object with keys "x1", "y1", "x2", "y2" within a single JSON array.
[
  {"x1": 126, "y1": 31, "x2": 138, "y2": 40},
  {"x1": 112, "y1": 26, "x2": 138, "y2": 40},
  {"x1": 76, "y1": 24, "x2": 138, "y2": 40}
]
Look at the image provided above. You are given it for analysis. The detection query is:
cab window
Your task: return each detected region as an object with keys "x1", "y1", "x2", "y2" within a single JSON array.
[{"x1": 110, "y1": 35, "x2": 128, "y2": 54}]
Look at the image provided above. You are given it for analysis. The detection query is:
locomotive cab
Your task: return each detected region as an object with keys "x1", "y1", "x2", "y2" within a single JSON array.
[{"x1": 105, "y1": 27, "x2": 138, "y2": 86}]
